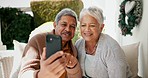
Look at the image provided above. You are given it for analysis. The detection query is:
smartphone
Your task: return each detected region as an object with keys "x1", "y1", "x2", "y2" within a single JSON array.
[{"x1": 46, "y1": 34, "x2": 62, "y2": 58}]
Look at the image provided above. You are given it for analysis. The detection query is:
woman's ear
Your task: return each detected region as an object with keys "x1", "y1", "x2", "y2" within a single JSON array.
[
  {"x1": 101, "y1": 24, "x2": 104, "y2": 30},
  {"x1": 53, "y1": 22, "x2": 56, "y2": 28}
]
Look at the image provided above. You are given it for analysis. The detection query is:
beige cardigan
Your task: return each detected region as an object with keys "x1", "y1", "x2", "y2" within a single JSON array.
[{"x1": 18, "y1": 30, "x2": 82, "y2": 78}]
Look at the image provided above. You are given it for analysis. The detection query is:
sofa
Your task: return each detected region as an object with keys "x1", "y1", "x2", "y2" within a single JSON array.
[
  {"x1": 0, "y1": 22, "x2": 142, "y2": 78},
  {"x1": 0, "y1": 22, "x2": 53, "y2": 78}
]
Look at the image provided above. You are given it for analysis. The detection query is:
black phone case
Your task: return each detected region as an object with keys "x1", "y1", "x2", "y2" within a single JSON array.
[{"x1": 46, "y1": 34, "x2": 62, "y2": 58}]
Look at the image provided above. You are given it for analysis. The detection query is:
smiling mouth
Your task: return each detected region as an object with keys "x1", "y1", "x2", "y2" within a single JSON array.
[
  {"x1": 84, "y1": 33, "x2": 93, "y2": 36},
  {"x1": 63, "y1": 33, "x2": 70, "y2": 36}
]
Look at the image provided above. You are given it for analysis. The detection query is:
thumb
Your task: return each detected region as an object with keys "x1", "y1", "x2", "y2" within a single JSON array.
[{"x1": 41, "y1": 47, "x2": 46, "y2": 61}]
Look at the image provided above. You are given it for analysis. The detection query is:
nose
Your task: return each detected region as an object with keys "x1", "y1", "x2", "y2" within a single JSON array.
[
  {"x1": 65, "y1": 26, "x2": 70, "y2": 31},
  {"x1": 85, "y1": 25, "x2": 90, "y2": 31}
]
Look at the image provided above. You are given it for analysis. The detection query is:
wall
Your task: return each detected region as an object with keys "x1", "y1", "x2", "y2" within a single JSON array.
[
  {"x1": 117, "y1": 0, "x2": 148, "y2": 77},
  {"x1": 0, "y1": 0, "x2": 30, "y2": 7},
  {"x1": 83, "y1": 0, "x2": 118, "y2": 41}
]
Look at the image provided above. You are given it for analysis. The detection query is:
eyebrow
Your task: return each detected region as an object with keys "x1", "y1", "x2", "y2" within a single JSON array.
[
  {"x1": 60, "y1": 21, "x2": 67, "y2": 23},
  {"x1": 90, "y1": 23, "x2": 95, "y2": 25},
  {"x1": 61, "y1": 21, "x2": 76, "y2": 26}
]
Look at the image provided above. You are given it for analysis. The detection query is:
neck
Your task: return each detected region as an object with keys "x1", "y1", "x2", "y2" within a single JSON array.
[
  {"x1": 62, "y1": 41, "x2": 69, "y2": 48},
  {"x1": 85, "y1": 37, "x2": 99, "y2": 47},
  {"x1": 85, "y1": 39, "x2": 99, "y2": 55}
]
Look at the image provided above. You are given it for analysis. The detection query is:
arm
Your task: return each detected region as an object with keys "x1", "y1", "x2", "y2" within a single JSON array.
[
  {"x1": 66, "y1": 62, "x2": 82, "y2": 78},
  {"x1": 18, "y1": 34, "x2": 43, "y2": 78},
  {"x1": 106, "y1": 43, "x2": 129, "y2": 78},
  {"x1": 65, "y1": 53, "x2": 82, "y2": 78},
  {"x1": 18, "y1": 45, "x2": 40, "y2": 78},
  {"x1": 18, "y1": 34, "x2": 66, "y2": 78},
  {"x1": 66, "y1": 41, "x2": 82, "y2": 78},
  {"x1": 18, "y1": 47, "x2": 66, "y2": 78}
]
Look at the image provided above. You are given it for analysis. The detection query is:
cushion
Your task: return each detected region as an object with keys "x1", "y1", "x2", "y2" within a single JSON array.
[
  {"x1": 0, "y1": 50, "x2": 14, "y2": 78},
  {"x1": 121, "y1": 42, "x2": 140, "y2": 78},
  {"x1": 0, "y1": 56, "x2": 13, "y2": 78},
  {"x1": 9, "y1": 40, "x2": 27, "y2": 78},
  {"x1": 0, "y1": 62, "x2": 3, "y2": 78},
  {"x1": 29, "y1": 22, "x2": 54, "y2": 40}
]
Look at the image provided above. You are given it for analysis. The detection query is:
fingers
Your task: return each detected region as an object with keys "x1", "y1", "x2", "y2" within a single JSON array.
[
  {"x1": 65, "y1": 53, "x2": 78, "y2": 68},
  {"x1": 44, "y1": 58, "x2": 65, "y2": 77},
  {"x1": 64, "y1": 53, "x2": 71, "y2": 64},
  {"x1": 41, "y1": 48, "x2": 64, "y2": 63},
  {"x1": 51, "y1": 61, "x2": 65, "y2": 74},
  {"x1": 41, "y1": 47, "x2": 46, "y2": 61},
  {"x1": 41, "y1": 49, "x2": 77, "y2": 68},
  {"x1": 48, "y1": 56, "x2": 66, "y2": 71},
  {"x1": 56, "y1": 68, "x2": 65, "y2": 77},
  {"x1": 45, "y1": 51, "x2": 64, "y2": 64},
  {"x1": 40, "y1": 48, "x2": 66, "y2": 78}
]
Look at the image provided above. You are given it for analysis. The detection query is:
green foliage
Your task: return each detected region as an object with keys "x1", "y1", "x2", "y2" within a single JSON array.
[
  {"x1": 118, "y1": 0, "x2": 143, "y2": 36},
  {"x1": 72, "y1": 22, "x2": 81, "y2": 44},
  {"x1": 30, "y1": 0, "x2": 83, "y2": 27},
  {"x1": 0, "y1": 7, "x2": 35, "y2": 49}
]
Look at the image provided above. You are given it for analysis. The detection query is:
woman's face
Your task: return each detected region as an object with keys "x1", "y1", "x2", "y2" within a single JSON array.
[{"x1": 80, "y1": 14, "x2": 104, "y2": 42}]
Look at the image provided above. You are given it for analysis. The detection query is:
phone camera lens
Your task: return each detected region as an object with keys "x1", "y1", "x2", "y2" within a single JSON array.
[{"x1": 50, "y1": 38, "x2": 53, "y2": 41}]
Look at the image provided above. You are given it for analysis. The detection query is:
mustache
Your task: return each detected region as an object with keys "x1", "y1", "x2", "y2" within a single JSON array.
[{"x1": 62, "y1": 31, "x2": 72, "y2": 35}]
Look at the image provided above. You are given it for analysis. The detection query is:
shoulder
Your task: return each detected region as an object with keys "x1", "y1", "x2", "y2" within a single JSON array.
[
  {"x1": 75, "y1": 38, "x2": 84, "y2": 47},
  {"x1": 101, "y1": 34, "x2": 119, "y2": 46},
  {"x1": 23, "y1": 33, "x2": 48, "y2": 55},
  {"x1": 29, "y1": 33, "x2": 47, "y2": 43},
  {"x1": 26, "y1": 32, "x2": 49, "y2": 50},
  {"x1": 99, "y1": 34, "x2": 123, "y2": 54},
  {"x1": 101, "y1": 34, "x2": 115, "y2": 42}
]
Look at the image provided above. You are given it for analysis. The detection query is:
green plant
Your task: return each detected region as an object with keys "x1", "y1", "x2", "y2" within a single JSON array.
[
  {"x1": 72, "y1": 22, "x2": 81, "y2": 44},
  {"x1": 0, "y1": 7, "x2": 35, "y2": 49},
  {"x1": 30, "y1": 0, "x2": 83, "y2": 27}
]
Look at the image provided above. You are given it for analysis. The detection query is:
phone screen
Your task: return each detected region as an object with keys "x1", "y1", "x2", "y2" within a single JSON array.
[{"x1": 46, "y1": 34, "x2": 62, "y2": 58}]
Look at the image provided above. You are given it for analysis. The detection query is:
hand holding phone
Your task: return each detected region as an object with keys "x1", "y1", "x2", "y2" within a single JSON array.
[{"x1": 46, "y1": 34, "x2": 62, "y2": 58}]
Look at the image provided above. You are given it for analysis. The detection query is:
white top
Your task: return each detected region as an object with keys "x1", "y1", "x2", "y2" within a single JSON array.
[
  {"x1": 85, "y1": 54, "x2": 95, "y2": 77},
  {"x1": 75, "y1": 33, "x2": 132, "y2": 78}
]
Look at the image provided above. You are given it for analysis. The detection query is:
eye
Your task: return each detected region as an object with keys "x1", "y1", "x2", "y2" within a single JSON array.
[
  {"x1": 80, "y1": 24, "x2": 86, "y2": 27},
  {"x1": 90, "y1": 24, "x2": 96, "y2": 27},
  {"x1": 70, "y1": 25, "x2": 76, "y2": 29},
  {"x1": 61, "y1": 23, "x2": 67, "y2": 27}
]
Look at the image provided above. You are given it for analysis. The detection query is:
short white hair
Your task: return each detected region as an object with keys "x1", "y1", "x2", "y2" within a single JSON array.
[{"x1": 79, "y1": 6, "x2": 104, "y2": 24}]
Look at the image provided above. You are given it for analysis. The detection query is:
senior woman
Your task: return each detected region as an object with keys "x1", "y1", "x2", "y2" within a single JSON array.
[{"x1": 75, "y1": 6, "x2": 132, "y2": 78}]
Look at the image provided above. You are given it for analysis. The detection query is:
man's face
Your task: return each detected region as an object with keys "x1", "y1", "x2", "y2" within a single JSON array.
[{"x1": 54, "y1": 15, "x2": 77, "y2": 42}]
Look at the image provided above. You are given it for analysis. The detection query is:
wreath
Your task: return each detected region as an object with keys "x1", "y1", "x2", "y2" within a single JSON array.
[{"x1": 118, "y1": 0, "x2": 143, "y2": 36}]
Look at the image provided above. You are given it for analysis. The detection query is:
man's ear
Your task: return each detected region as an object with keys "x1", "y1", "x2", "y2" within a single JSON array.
[{"x1": 53, "y1": 22, "x2": 56, "y2": 28}]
